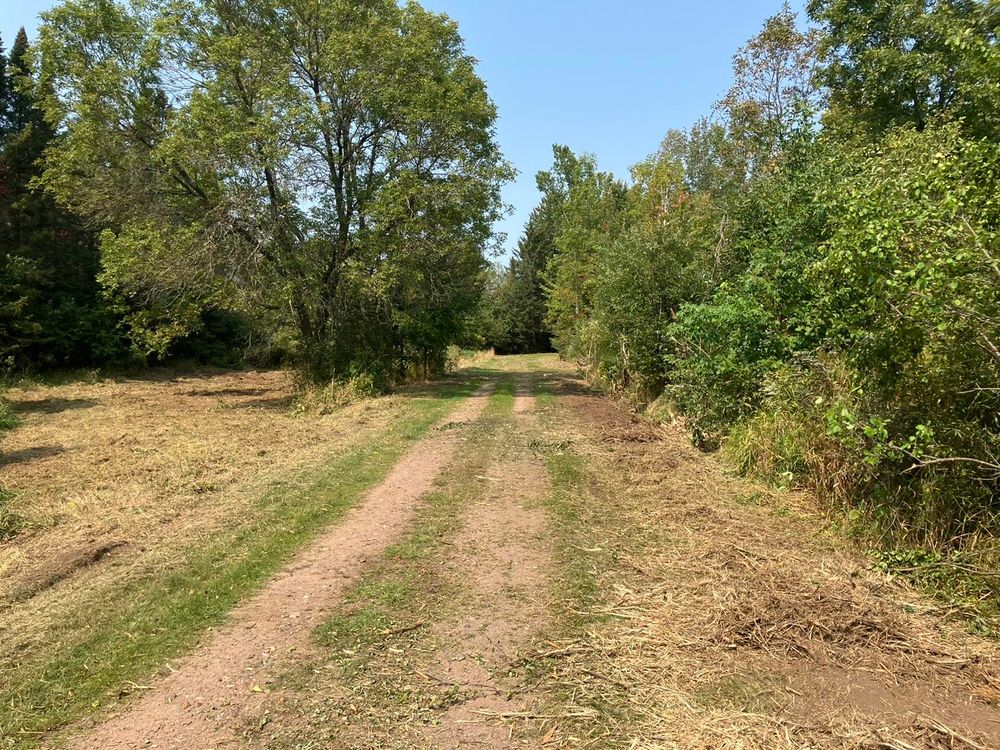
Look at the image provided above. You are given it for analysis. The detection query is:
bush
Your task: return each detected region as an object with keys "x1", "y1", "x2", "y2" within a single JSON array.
[
  {"x1": 723, "y1": 356, "x2": 876, "y2": 508},
  {"x1": 669, "y1": 287, "x2": 788, "y2": 447},
  {"x1": 0, "y1": 399, "x2": 17, "y2": 433}
]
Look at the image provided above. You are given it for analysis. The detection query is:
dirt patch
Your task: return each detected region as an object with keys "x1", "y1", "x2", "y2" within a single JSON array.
[
  {"x1": 530, "y1": 376, "x2": 1000, "y2": 749},
  {"x1": 10, "y1": 541, "x2": 127, "y2": 603},
  {"x1": 57, "y1": 383, "x2": 494, "y2": 750},
  {"x1": 420, "y1": 410, "x2": 554, "y2": 748},
  {"x1": 513, "y1": 379, "x2": 538, "y2": 424}
]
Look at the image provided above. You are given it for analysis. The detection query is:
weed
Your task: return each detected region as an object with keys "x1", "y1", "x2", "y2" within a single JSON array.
[
  {"x1": 0, "y1": 401, "x2": 17, "y2": 433},
  {"x1": 0, "y1": 487, "x2": 23, "y2": 542}
]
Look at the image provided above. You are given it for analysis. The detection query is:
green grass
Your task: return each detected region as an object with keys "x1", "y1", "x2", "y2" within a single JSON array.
[
  {"x1": 534, "y1": 385, "x2": 609, "y2": 621},
  {"x1": 541, "y1": 448, "x2": 604, "y2": 615},
  {"x1": 0, "y1": 394, "x2": 22, "y2": 541},
  {"x1": 0, "y1": 400, "x2": 17, "y2": 433},
  {"x1": 0, "y1": 374, "x2": 482, "y2": 750},
  {"x1": 316, "y1": 377, "x2": 517, "y2": 654}
]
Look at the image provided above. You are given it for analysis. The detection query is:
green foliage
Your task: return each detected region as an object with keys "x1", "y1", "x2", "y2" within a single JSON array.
[
  {"x1": 670, "y1": 289, "x2": 788, "y2": 447},
  {"x1": 462, "y1": 195, "x2": 559, "y2": 355},
  {"x1": 809, "y1": 0, "x2": 1000, "y2": 139},
  {"x1": 0, "y1": 27, "x2": 129, "y2": 371},
  {"x1": 533, "y1": 3, "x2": 1000, "y2": 562},
  {"x1": 541, "y1": 146, "x2": 630, "y2": 359},
  {"x1": 0, "y1": 397, "x2": 16, "y2": 433},
  {"x1": 36, "y1": 0, "x2": 511, "y2": 382},
  {"x1": 0, "y1": 389, "x2": 21, "y2": 542}
]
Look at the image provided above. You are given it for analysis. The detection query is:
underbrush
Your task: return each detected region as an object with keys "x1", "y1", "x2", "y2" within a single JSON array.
[
  {"x1": 0, "y1": 396, "x2": 18, "y2": 433},
  {"x1": 444, "y1": 345, "x2": 495, "y2": 370},
  {"x1": 294, "y1": 349, "x2": 496, "y2": 415},
  {"x1": 722, "y1": 356, "x2": 1000, "y2": 632},
  {"x1": 293, "y1": 372, "x2": 380, "y2": 414}
]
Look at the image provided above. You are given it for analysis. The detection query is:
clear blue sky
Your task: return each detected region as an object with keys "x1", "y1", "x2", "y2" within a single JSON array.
[{"x1": 2, "y1": 0, "x2": 804, "y2": 258}]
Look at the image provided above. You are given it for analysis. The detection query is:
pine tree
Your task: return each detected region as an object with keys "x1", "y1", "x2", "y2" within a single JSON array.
[
  {"x1": 506, "y1": 201, "x2": 557, "y2": 353},
  {"x1": 0, "y1": 28, "x2": 124, "y2": 369},
  {"x1": 0, "y1": 33, "x2": 8, "y2": 132},
  {"x1": 0, "y1": 30, "x2": 42, "y2": 365}
]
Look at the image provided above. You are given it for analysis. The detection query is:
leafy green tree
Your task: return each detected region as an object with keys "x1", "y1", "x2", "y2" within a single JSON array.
[
  {"x1": 720, "y1": 3, "x2": 820, "y2": 173},
  {"x1": 813, "y1": 124, "x2": 999, "y2": 499},
  {"x1": 37, "y1": 0, "x2": 511, "y2": 381},
  {"x1": 539, "y1": 146, "x2": 628, "y2": 358},
  {"x1": 588, "y1": 140, "x2": 726, "y2": 395},
  {"x1": 809, "y1": 0, "x2": 1000, "y2": 138}
]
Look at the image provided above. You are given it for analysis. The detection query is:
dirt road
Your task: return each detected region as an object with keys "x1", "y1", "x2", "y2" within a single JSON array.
[{"x1": 3, "y1": 355, "x2": 999, "y2": 749}]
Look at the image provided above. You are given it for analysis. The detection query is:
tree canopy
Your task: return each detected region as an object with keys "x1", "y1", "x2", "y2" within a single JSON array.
[
  {"x1": 36, "y1": 0, "x2": 511, "y2": 381},
  {"x1": 511, "y1": 1, "x2": 999, "y2": 556}
]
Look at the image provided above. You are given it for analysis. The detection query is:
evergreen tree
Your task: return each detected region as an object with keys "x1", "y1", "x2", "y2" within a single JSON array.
[
  {"x1": 505, "y1": 200, "x2": 557, "y2": 353},
  {"x1": 0, "y1": 28, "x2": 124, "y2": 369},
  {"x1": 0, "y1": 33, "x2": 8, "y2": 129}
]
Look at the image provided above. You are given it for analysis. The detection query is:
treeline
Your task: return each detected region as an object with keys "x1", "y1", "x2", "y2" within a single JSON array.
[
  {"x1": 1, "y1": 0, "x2": 507, "y2": 383},
  {"x1": 496, "y1": 1, "x2": 1000, "y2": 560},
  {"x1": 0, "y1": 28, "x2": 128, "y2": 371},
  {"x1": 0, "y1": 26, "x2": 271, "y2": 373}
]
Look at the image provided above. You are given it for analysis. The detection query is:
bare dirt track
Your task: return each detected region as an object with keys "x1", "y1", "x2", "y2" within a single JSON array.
[
  {"x1": 4, "y1": 355, "x2": 1000, "y2": 750},
  {"x1": 58, "y1": 383, "x2": 494, "y2": 750},
  {"x1": 418, "y1": 383, "x2": 553, "y2": 749}
]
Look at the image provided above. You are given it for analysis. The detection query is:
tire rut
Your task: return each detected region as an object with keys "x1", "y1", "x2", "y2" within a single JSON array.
[
  {"x1": 60, "y1": 383, "x2": 495, "y2": 750},
  {"x1": 419, "y1": 384, "x2": 555, "y2": 749}
]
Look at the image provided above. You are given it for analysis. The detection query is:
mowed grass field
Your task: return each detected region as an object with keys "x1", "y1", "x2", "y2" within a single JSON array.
[
  {"x1": 2, "y1": 355, "x2": 999, "y2": 750},
  {"x1": 0, "y1": 366, "x2": 484, "y2": 746}
]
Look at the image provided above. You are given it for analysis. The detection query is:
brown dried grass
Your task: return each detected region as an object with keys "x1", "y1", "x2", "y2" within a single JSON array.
[
  {"x1": 0, "y1": 368, "x2": 411, "y2": 656},
  {"x1": 524, "y1": 380, "x2": 1000, "y2": 749}
]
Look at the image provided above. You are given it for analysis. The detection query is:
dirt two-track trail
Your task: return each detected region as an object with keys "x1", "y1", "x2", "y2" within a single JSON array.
[
  {"x1": 9, "y1": 354, "x2": 1000, "y2": 749},
  {"x1": 59, "y1": 383, "x2": 497, "y2": 750}
]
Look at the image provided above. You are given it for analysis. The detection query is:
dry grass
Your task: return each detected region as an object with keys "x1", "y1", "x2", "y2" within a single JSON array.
[
  {"x1": 0, "y1": 368, "x2": 413, "y2": 663},
  {"x1": 521, "y1": 376, "x2": 1000, "y2": 749}
]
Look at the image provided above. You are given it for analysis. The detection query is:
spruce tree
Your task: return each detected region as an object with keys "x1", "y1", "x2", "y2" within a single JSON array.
[
  {"x1": 0, "y1": 28, "x2": 123, "y2": 369},
  {"x1": 506, "y1": 201, "x2": 557, "y2": 353},
  {"x1": 0, "y1": 33, "x2": 8, "y2": 132}
]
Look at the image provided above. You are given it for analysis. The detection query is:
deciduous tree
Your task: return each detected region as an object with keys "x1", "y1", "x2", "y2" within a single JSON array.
[{"x1": 37, "y1": 0, "x2": 511, "y2": 381}]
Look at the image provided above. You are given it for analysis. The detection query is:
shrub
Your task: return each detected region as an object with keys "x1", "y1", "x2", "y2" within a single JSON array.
[{"x1": 669, "y1": 287, "x2": 788, "y2": 447}]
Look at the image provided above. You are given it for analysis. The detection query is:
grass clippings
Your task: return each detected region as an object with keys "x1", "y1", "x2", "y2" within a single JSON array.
[
  {"x1": 516, "y1": 368, "x2": 1000, "y2": 750},
  {"x1": 0, "y1": 367, "x2": 483, "y2": 748}
]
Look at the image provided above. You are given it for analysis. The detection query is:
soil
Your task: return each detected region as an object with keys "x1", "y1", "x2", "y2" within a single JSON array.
[
  {"x1": 419, "y1": 386, "x2": 554, "y2": 748},
  {"x1": 57, "y1": 383, "x2": 494, "y2": 750}
]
